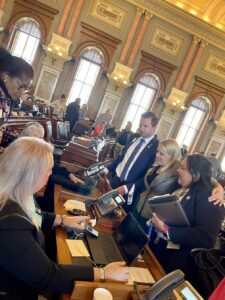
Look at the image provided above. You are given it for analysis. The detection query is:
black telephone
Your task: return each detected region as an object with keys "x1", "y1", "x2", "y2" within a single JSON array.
[
  {"x1": 95, "y1": 189, "x2": 125, "y2": 216},
  {"x1": 141, "y1": 269, "x2": 202, "y2": 300},
  {"x1": 143, "y1": 269, "x2": 184, "y2": 300}
]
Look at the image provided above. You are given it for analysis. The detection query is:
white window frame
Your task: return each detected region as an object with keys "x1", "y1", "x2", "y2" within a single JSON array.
[
  {"x1": 121, "y1": 73, "x2": 160, "y2": 132},
  {"x1": 9, "y1": 17, "x2": 41, "y2": 64}
]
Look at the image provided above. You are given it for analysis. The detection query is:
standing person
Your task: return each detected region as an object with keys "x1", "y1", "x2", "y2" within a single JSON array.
[
  {"x1": 103, "y1": 112, "x2": 159, "y2": 209},
  {"x1": 206, "y1": 152, "x2": 222, "y2": 179},
  {"x1": 149, "y1": 155, "x2": 224, "y2": 298},
  {"x1": 51, "y1": 94, "x2": 66, "y2": 119},
  {"x1": 181, "y1": 144, "x2": 188, "y2": 158},
  {"x1": 114, "y1": 121, "x2": 135, "y2": 158},
  {"x1": 79, "y1": 103, "x2": 88, "y2": 120},
  {"x1": 64, "y1": 98, "x2": 81, "y2": 132},
  {"x1": 0, "y1": 137, "x2": 129, "y2": 299},
  {"x1": 0, "y1": 47, "x2": 33, "y2": 120}
]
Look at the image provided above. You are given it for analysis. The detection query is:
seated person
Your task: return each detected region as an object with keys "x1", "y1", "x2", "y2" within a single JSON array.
[
  {"x1": 12, "y1": 90, "x2": 29, "y2": 113},
  {"x1": 91, "y1": 121, "x2": 106, "y2": 137},
  {"x1": 51, "y1": 94, "x2": 66, "y2": 119},
  {"x1": 79, "y1": 103, "x2": 88, "y2": 120},
  {"x1": 19, "y1": 122, "x2": 85, "y2": 212},
  {"x1": 0, "y1": 137, "x2": 129, "y2": 299},
  {"x1": 114, "y1": 121, "x2": 134, "y2": 158},
  {"x1": 149, "y1": 155, "x2": 224, "y2": 296}
]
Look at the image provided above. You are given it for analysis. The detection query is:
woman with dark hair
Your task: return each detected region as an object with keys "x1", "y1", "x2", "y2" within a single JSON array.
[
  {"x1": 149, "y1": 154, "x2": 224, "y2": 293},
  {"x1": 0, "y1": 47, "x2": 34, "y2": 98},
  {"x1": 0, "y1": 47, "x2": 34, "y2": 124}
]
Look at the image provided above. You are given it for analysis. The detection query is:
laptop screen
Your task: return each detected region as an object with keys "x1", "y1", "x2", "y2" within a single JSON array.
[{"x1": 113, "y1": 213, "x2": 149, "y2": 265}]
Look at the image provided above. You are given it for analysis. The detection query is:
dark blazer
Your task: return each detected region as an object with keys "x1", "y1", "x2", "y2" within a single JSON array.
[
  {"x1": 107, "y1": 136, "x2": 159, "y2": 190},
  {"x1": 137, "y1": 160, "x2": 180, "y2": 218},
  {"x1": 150, "y1": 183, "x2": 224, "y2": 281},
  {"x1": 64, "y1": 101, "x2": 80, "y2": 131},
  {"x1": 0, "y1": 201, "x2": 93, "y2": 299}
]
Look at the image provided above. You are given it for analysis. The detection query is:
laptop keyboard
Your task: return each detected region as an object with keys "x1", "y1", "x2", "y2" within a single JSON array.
[{"x1": 98, "y1": 233, "x2": 124, "y2": 262}]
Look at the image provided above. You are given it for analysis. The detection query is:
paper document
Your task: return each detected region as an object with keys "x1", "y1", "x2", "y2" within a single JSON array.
[
  {"x1": 66, "y1": 240, "x2": 90, "y2": 257},
  {"x1": 64, "y1": 199, "x2": 86, "y2": 211},
  {"x1": 128, "y1": 267, "x2": 155, "y2": 285}
]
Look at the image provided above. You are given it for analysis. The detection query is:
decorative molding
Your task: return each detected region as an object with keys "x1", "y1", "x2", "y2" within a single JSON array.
[
  {"x1": 74, "y1": 22, "x2": 121, "y2": 70},
  {"x1": 108, "y1": 62, "x2": 133, "y2": 86},
  {"x1": 203, "y1": 53, "x2": 225, "y2": 82},
  {"x1": 165, "y1": 87, "x2": 188, "y2": 109},
  {"x1": 149, "y1": 26, "x2": 183, "y2": 57},
  {"x1": 43, "y1": 33, "x2": 72, "y2": 59},
  {"x1": 34, "y1": 65, "x2": 60, "y2": 102},
  {"x1": 133, "y1": 51, "x2": 177, "y2": 92},
  {"x1": 186, "y1": 76, "x2": 225, "y2": 117},
  {"x1": 88, "y1": 0, "x2": 128, "y2": 31},
  {"x1": 97, "y1": 89, "x2": 121, "y2": 118},
  {"x1": 205, "y1": 137, "x2": 224, "y2": 158},
  {"x1": 4, "y1": 0, "x2": 58, "y2": 43},
  {"x1": 156, "y1": 117, "x2": 174, "y2": 140},
  {"x1": 126, "y1": 0, "x2": 225, "y2": 52}
]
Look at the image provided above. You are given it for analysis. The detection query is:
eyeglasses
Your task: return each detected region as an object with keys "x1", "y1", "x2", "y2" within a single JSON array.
[{"x1": 13, "y1": 77, "x2": 31, "y2": 92}]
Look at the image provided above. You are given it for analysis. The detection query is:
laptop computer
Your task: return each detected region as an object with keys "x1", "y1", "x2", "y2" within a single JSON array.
[{"x1": 86, "y1": 213, "x2": 149, "y2": 266}]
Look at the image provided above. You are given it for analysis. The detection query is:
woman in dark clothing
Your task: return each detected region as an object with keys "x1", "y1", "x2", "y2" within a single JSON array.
[
  {"x1": 64, "y1": 97, "x2": 81, "y2": 131},
  {"x1": 149, "y1": 155, "x2": 224, "y2": 295},
  {"x1": 0, "y1": 138, "x2": 129, "y2": 299}
]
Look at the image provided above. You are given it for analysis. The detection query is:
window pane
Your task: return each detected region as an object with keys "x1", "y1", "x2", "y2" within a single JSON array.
[
  {"x1": 122, "y1": 104, "x2": 139, "y2": 130},
  {"x1": 132, "y1": 84, "x2": 145, "y2": 105},
  {"x1": 191, "y1": 109, "x2": 205, "y2": 128},
  {"x1": 13, "y1": 32, "x2": 27, "y2": 56},
  {"x1": 67, "y1": 81, "x2": 83, "y2": 104},
  {"x1": 76, "y1": 60, "x2": 90, "y2": 81},
  {"x1": 183, "y1": 127, "x2": 197, "y2": 148},
  {"x1": 140, "y1": 88, "x2": 155, "y2": 109},
  {"x1": 176, "y1": 125, "x2": 189, "y2": 146},
  {"x1": 85, "y1": 64, "x2": 100, "y2": 85},
  {"x1": 183, "y1": 107, "x2": 196, "y2": 126},
  {"x1": 79, "y1": 84, "x2": 92, "y2": 104},
  {"x1": 221, "y1": 156, "x2": 225, "y2": 172}
]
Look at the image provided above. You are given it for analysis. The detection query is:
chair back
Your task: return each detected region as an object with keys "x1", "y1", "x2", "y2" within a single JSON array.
[
  {"x1": 57, "y1": 121, "x2": 68, "y2": 140},
  {"x1": 46, "y1": 121, "x2": 53, "y2": 142},
  {"x1": 64, "y1": 121, "x2": 70, "y2": 137}
]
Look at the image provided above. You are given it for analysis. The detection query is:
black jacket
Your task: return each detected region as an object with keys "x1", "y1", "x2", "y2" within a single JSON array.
[{"x1": 0, "y1": 201, "x2": 93, "y2": 299}]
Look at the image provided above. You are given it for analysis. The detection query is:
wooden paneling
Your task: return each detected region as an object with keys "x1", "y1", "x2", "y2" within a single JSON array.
[
  {"x1": 186, "y1": 76, "x2": 225, "y2": 117},
  {"x1": 73, "y1": 22, "x2": 121, "y2": 71}
]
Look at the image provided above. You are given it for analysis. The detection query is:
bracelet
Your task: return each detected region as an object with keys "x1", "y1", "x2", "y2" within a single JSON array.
[
  {"x1": 99, "y1": 267, "x2": 105, "y2": 282},
  {"x1": 60, "y1": 215, "x2": 66, "y2": 227}
]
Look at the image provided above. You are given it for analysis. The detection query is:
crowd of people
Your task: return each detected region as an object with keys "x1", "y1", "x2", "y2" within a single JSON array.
[{"x1": 0, "y1": 46, "x2": 225, "y2": 299}]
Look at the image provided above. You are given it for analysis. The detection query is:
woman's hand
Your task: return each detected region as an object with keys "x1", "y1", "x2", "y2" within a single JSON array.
[
  {"x1": 62, "y1": 215, "x2": 89, "y2": 230},
  {"x1": 69, "y1": 173, "x2": 84, "y2": 184},
  {"x1": 151, "y1": 213, "x2": 165, "y2": 233},
  {"x1": 208, "y1": 186, "x2": 225, "y2": 206},
  {"x1": 93, "y1": 261, "x2": 129, "y2": 283}
]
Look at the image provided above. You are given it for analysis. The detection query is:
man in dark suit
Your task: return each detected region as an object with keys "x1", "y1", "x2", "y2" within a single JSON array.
[
  {"x1": 103, "y1": 112, "x2": 159, "y2": 204},
  {"x1": 64, "y1": 97, "x2": 81, "y2": 132}
]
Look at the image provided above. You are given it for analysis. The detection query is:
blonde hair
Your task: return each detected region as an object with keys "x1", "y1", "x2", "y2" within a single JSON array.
[
  {"x1": 159, "y1": 138, "x2": 181, "y2": 161},
  {"x1": 0, "y1": 137, "x2": 53, "y2": 218},
  {"x1": 19, "y1": 122, "x2": 44, "y2": 138}
]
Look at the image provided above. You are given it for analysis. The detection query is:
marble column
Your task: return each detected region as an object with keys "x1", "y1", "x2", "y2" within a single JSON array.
[
  {"x1": 175, "y1": 35, "x2": 199, "y2": 89},
  {"x1": 127, "y1": 11, "x2": 152, "y2": 68},
  {"x1": 182, "y1": 39, "x2": 207, "y2": 91},
  {"x1": 56, "y1": 0, "x2": 74, "y2": 36},
  {"x1": 66, "y1": 0, "x2": 85, "y2": 40},
  {"x1": 119, "y1": 7, "x2": 142, "y2": 64}
]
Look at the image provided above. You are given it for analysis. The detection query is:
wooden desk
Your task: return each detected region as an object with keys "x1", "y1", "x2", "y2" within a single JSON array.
[{"x1": 54, "y1": 184, "x2": 165, "y2": 300}]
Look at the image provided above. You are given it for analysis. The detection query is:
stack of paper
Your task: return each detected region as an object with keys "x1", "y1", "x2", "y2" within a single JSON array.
[
  {"x1": 64, "y1": 199, "x2": 86, "y2": 212},
  {"x1": 66, "y1": 240, "x2": 90, "y2": 257},
  {"x1": 128, "y1": 267, "x2": 155, "y2": 285}
]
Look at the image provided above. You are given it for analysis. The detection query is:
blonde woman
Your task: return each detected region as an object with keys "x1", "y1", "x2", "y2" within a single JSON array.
[{"x1": 0, "y1": 138, "x2": 129, "y2": 299}]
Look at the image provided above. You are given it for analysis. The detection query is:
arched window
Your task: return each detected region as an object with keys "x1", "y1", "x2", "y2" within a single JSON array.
[
  {"x1": 67, "y1": 47, "x2": 103, "y2": 106},
  {"x1": 221, "y1": 155, "x2": 225, "y2": 173},
  {"x1": 176, "y1": 96, "x2": 211, "y2": 148},
  {"x1": 9, "y1": 17, "x2": 41, "y2": 64},
  {"x1": 121, "y1": 73, "x2": 160, "y2": 132}
]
